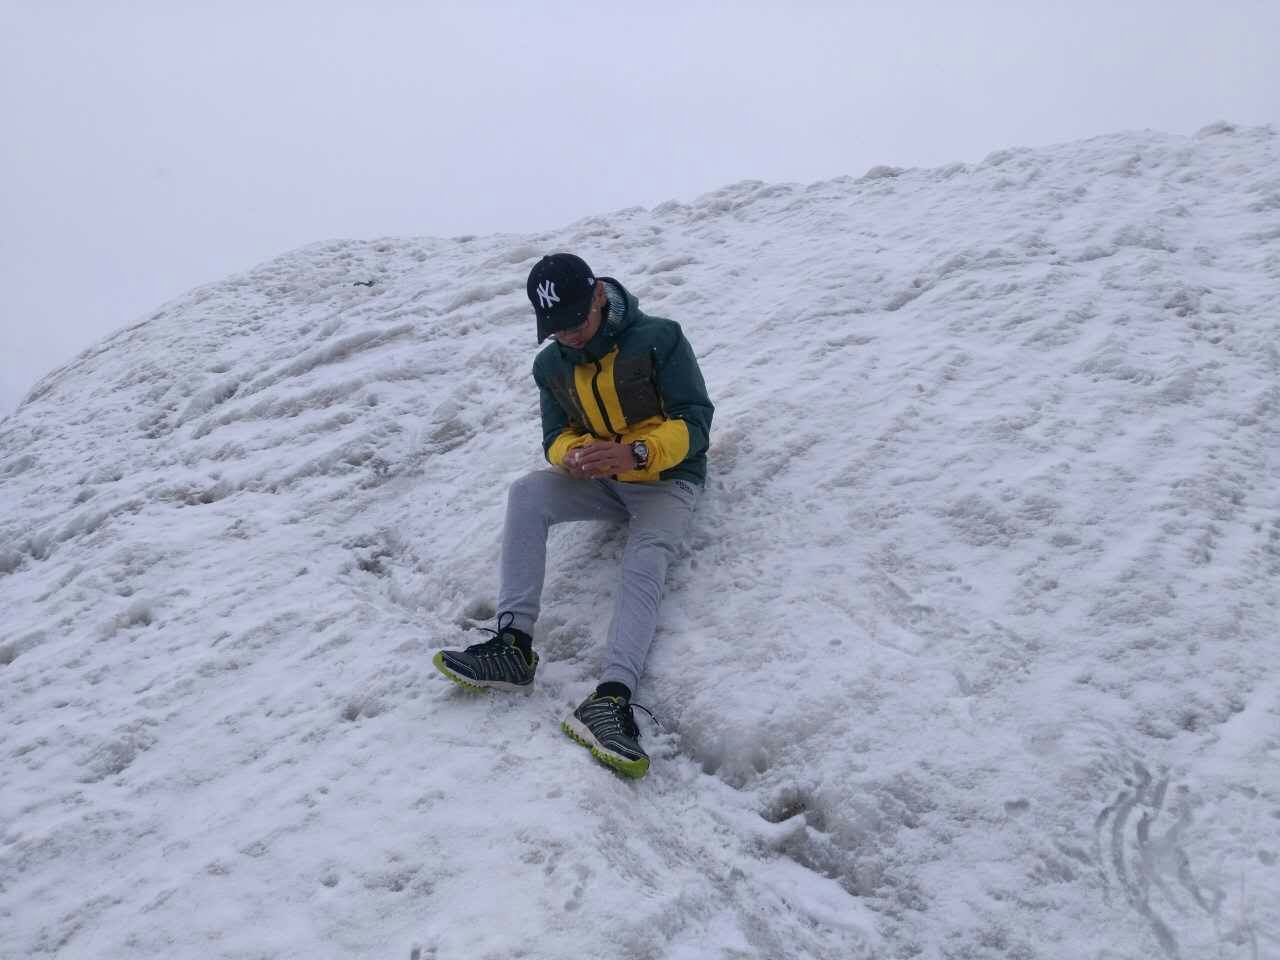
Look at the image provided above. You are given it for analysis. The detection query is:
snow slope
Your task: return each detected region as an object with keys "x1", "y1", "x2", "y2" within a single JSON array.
[{"x1": 2, "y1": 122, "x2": 1278, "y2": 960}]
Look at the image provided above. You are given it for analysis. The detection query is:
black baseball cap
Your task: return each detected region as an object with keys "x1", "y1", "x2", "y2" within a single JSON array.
[{"x1": 527, "y1": 253, "x2": 597, "y2": 343}]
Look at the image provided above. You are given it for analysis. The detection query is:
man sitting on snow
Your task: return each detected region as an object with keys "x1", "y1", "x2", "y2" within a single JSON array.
[{"x1": 432, "y1": 252, "x2": 714, "y2": 778}]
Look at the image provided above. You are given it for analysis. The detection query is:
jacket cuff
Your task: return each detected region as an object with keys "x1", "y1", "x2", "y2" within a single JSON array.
[
  {"x1": 618, "y1": 420, "x2": 690, "y2": 481},
  {"x1": 547, "y1": 430, "x2": 593, "y2": 467}
]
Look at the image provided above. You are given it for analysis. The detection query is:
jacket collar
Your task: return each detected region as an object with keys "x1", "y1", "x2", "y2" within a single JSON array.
[{"x1": 556, "y1": 278, "x2": 636, "y2": 363}]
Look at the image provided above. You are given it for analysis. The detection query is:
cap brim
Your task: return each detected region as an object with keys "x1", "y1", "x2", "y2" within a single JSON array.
[{"x1": 535, "y1": 298, "x2": 593, "y2": 344}]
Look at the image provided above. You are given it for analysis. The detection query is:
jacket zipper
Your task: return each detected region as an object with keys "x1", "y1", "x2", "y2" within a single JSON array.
[{"x1": 590, "y1": 361, "x2": 623, "y2": 441}]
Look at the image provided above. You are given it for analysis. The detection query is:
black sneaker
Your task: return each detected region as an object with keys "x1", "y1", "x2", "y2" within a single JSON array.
[
  {"x1": 433, "y1": 614, "x2": 538, "y2": 692},
  {"x1": 562, "y1": 694, "x2": 652, "y2": 779}
]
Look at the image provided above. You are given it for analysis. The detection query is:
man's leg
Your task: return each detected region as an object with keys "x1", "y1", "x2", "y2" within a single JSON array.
[
  {"x1": 497, "y1": 470, "x2": 628, "y2": 636},
  {"x1": 599, "y1": 480, "x2": 701, "y2": 694}
]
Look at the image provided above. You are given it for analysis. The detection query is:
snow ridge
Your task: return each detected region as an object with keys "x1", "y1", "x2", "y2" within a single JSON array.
[{"x1": 2, "y1": 124, "x2": 1278, "y2": 959}]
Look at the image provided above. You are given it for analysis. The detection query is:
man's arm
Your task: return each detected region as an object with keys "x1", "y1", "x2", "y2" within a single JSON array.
[
  {"x1": 536, "y1": 368, "x2": 592, "y2": 467},
  {"x1": 628, "y1": 323, "x2": 714, "y2": 477}
]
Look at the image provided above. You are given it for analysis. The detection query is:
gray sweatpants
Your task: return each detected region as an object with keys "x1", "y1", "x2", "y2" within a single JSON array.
[{"x1": 497, "y1": 469, "x2": 700, "y2": 694}]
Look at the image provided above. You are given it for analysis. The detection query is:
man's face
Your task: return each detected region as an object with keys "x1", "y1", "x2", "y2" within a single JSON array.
[{"x1": 551, "y1": 282, "x2": 605, "y2": 349}]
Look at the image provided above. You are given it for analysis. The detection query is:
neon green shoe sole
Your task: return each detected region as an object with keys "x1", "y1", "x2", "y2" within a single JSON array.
[
  {"x1": 561, "y1": 718, "x2": 650, "y2": 779},
  {"x1": 432, "y1": 651, "x2": 488, "y2": 693}
]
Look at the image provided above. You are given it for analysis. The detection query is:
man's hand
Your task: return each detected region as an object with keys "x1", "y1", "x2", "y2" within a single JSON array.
[
  {"x1": 566, "y1": 441, "x2": 635, "y2": 479},
  {"x1": 563, "y1": 446, "x2": 593, "y2": 480}
]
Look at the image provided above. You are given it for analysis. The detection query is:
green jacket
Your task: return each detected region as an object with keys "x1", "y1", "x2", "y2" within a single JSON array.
[{"x1": 532, "y1": 279, "x2": 713, "y2": 486}]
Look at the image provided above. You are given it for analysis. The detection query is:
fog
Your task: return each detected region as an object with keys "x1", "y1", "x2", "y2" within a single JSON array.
[{"x1": 2, "y1": 0, "x2": 1276, "y2": 416}]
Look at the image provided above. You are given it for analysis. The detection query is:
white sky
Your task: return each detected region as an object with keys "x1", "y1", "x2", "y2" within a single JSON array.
[{"x1": 2, "y1": 0, "x2": 1277, "y2": 417}]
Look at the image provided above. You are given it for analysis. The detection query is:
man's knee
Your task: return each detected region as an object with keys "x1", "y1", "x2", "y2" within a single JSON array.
[
  {"x1": 508, "y1": 469, "x2": 560, "y2": 507},
  {"x1": 625, "y1": 527, "x2": 681, "y2": 564}
]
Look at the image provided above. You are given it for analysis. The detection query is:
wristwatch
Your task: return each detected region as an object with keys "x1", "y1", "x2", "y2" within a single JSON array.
[{"x1": 630, "y1": 441, "x2": 649, "y2": 470}]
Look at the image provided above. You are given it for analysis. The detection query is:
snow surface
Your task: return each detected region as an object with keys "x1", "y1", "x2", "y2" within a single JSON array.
[{"x1": 2, "y1": 123, "x2": 1278, "y2": 960}]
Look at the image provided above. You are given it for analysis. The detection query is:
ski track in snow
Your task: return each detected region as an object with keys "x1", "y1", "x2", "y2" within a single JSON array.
[{"x1": 2, "y1": 124, "x2": 1279, "y2": 959}]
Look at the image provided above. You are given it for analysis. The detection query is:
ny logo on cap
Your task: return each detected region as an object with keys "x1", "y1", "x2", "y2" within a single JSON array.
[{"x1": 536, "y1": 280, "x2": 560, "y2": 310}]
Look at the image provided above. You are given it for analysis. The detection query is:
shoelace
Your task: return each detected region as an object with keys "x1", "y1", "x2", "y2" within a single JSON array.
[
  {"x1": 631, "y1": 702, "x2": 660, "y2": 730},
  {"x1": 589, "y1": 697, "x2": 661, "y2": 738},
  {"x1": 464, "y1": 612, "x2": 520, "y2": 656}
]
